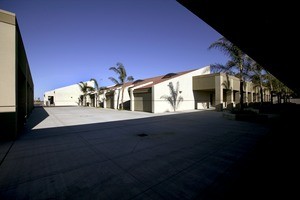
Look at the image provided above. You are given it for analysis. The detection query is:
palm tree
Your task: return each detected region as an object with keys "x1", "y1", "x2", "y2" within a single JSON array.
[
  {"x1": 265, "y1": 71, "x2": 275, "y2": 104},
  {"x1": 250, "y1": 62, "x2": 266, "y2": 104},
  {"x1": 109, "y1": 62, "x2": 134, "y2": 110},
  {"x1": 209, "y1": 37, "x2": 251, "y2": 110},
  {"x1": 265, "y1": 72, "x2": 294, "y2": 104},
  {"x1": 222, "y1": 73, "x2": 232, "y2": 106},
  {"x1": 265, "y1": 71, "x2": 291, "y2": 104},
  {"x1": 90, "y1": 78, "x2": 100, "y2": 107},
  {"x1": 266, "y1": 72, "x2": 283, "y2": 103},
  {"x1": 160, "y1": 82, "x2": 183, "y2": 112},
  {"x1": 78, "y1": 81, "x2": 94, "y2": 106}
]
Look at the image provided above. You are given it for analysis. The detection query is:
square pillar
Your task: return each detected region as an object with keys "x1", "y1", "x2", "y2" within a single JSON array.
[
  {"x1": 103, "y1": 90, "x2": 107, "y2": 108},
  {"x1": 130, "y1": 88, "x2": 134, "y2": 111},
  {"x1": 245, "y1": 83, "x2": 248, "y2": 103},
  {"x1": 215, "y1": 75, "x2": 223, "y2": 107},
  {"x1": 230, "y1": 79, "x2": 234, "y2": 103},
  {"x1": 113, "y1": 89, "x2": 119, "y2": 109},
  {"x1": 249, "y1": 92, "x2": 253, "y2": 102}
]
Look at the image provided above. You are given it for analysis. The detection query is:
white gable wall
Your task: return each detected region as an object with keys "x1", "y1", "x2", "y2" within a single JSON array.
[
  {"x1": 153, "y1": 66, "x2": 210, "y2": 113},
  {"x1": 118, "y1": 86, "x2": 132, "y2": 108},
  {"x1": 44, "y1": 81, "x2": 94, "y2": 106}
]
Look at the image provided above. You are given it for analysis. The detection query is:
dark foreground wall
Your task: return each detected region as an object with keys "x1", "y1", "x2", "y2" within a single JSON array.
[{"x1": 0, "y1": 10, "x2": 34, "y2": 140}]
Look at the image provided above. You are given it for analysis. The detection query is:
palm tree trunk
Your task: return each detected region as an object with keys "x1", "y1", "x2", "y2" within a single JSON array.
[
  {"x1": 240, "y1": 80, "x2": 244, "y2": 110},
  {"x1": 284, "y1": 94, "x2": 287, "y2": 103},
  {"x1": 121, "y1": 86, "x2": 124, "y2": 110},
  {"x1": 270, "y1": 91, "x2": 274, "y2": 104},
  {"x1": 116, "y1": 90, "x2": 120, "y2": 109},
  {"x1": 278, "y1": 93, "x2": 281, "y2": 104},
  {"x1": 260, "y1": 85, "x2": 264, "y2": 104},
  {"x1": 270, "y1": 82, "x2": 274, "y2": 104},
  {"x1": 96, "y1": 95, "x2": 98, "y2": 107}
]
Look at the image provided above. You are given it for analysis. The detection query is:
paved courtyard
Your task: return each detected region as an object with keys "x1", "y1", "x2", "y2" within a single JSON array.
[{"x1": 0, "y1": 106, "x2": 275, "y2": 199}]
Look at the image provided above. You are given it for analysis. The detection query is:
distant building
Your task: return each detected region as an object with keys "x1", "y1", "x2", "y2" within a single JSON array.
[
  {"x1": 100, "y1": 66, "x2": 211, "y2": 113},
  {"x1": 44, "y1": 81, "x2": 95, "y2": 106},
  {"x1": 42, "y1": 66, "x2": 271, "y2": 113},
  {"x1": 0, "y1": 9, "x2": 34, "y2": 139},
  {"x1": 193, "y1": 73, "x2": 271, "y2": 110},
  {"x1": 99, "y1": 66, "x2": 270, "y2": 113}
]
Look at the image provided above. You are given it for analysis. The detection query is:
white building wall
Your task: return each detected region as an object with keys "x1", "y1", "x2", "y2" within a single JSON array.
[
  {"x1": 122, "y1": 86, "x2": 132, "y2": 103},
  {"x1": 117, "y1": 86, "x2": 132, "y2": 108},
  {"x1": 113, "y1": 89, "x2": 120, "y2": 109},
  {"x1": 44, "y1": 81, "x2": 94, "y2": 106},
  {"x1": 99, "y1": 92, "x2": 106, "y2": 105},
  {"x1": 153, "y1": 66, "x2": 210, "y2": 113},
  {"x1": 109, "y1": 85, "x2": 133, "y2": 109}
]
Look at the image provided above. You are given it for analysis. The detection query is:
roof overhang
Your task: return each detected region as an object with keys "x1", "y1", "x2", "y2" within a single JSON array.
[{"x1": 177, "y1": 0, "x2": 299, "y2": 96}]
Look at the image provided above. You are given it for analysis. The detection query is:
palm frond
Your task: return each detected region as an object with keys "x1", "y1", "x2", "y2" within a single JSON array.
[
  {"x1": 210, "y1": 63, "x2": 227, "y2": 73},
  {"x1": 208, "y1": 38, "x2": 232, "y2": 57},
  {"x1": 78, "y1": 81, "x2": 93, "y2": 95},
  {"x1": 118, "y1": 64, "x2": 127, "y2": 80},
  {"x1": 225, "y1": 60, "x2": 236, "y2": 69},
  {"x1": 109, "y1": 77, "x2": 120, "y2": 85},
  {"x1": 109, "y1": 67, "x2": 120, "y2": 75},
  {"x1": 222, "y1": 81, "x2": 231, "y2": 90},
  {"x1": 127, "y1": 76, "x2": 134, "y2": 81},
  {"x1": 87, "y1": 86, "x2": 95, "y2": 93},
  {"x1": 90, "y1": 78, "x2": 99, "y2": 90},
  {"x1": 209, "y1": 37, "x2": 242, "y2": 61}
]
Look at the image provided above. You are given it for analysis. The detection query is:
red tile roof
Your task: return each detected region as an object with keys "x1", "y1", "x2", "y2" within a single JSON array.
[{"x1": 105, "y1": 69, "x2": 197, "y2": 91}]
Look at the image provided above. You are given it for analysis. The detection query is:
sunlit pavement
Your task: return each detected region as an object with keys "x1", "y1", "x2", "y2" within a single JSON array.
[{"x1": 0, "y1": 106, "x2": 283, "y2": 199}]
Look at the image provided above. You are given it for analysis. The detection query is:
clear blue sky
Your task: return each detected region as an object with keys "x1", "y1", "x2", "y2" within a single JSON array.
[{"x1": 0, "y1": 0, "x2": 227, "y2": 100}]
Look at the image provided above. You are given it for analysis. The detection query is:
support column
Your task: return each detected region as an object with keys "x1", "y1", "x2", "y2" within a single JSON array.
[
  {"x1": 130, "y1": 88, "x2": 134, "y2": 111},
  {"x1": 113, "y1": 89, "x2": 119, "y2": 109},
  {"x1": 215, "y1": 75, "x2": 223, "y2": 111},
  {"x1": 152, "y1": 86, "x2": 155, "y2": 113},
  {"x1": 230, "y1": 79, "x2": 234, "y2": 103},
  {"x1": 245, "y1": 82, "x2": 248, "y2": 103},
  {"x1": 103, "y1": 90, "x2": 107, "y2": 108}
]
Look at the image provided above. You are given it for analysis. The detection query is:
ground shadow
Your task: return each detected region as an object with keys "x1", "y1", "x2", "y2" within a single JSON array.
[
  {"x1": 0, "y1": 108, "x2": 299, "y2": 199},
  {"x1": 24, "y1": 106, "x2": 49, "y2": 131}
]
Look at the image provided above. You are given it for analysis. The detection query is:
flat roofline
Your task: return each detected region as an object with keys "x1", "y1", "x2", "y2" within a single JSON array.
[
  {"x1": 0, "y1": 9, "x2": 16, "y2": 25},
  {"x1": 194, "y1": 72, "x2": 239, "y2": 80},
  {"x1": 0, "y1": 9, "x2": 15, "y2": 16}
]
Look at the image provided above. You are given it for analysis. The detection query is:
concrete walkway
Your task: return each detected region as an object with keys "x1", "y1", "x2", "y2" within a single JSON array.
[{"x1": 0, "y1": 106, "x2": 272, "y2": 199}]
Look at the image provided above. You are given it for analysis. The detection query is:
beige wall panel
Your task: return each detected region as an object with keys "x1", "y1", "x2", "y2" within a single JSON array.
[
  {"x1": 0, "y1": 22, "x2": 16, "y2": 110},
  {"x1": 193, "y1": 76, "x2": 215, "y2": 90},
  {"x1": 134, "y1": 92, "x2": 152, "y2": 112},
  {"x1": 232, "y1": 79, "x2": 240, "y2": 90},
  {"x1": 194, "y1": 91, "x2": 212, "y2": 109},
  {"x1": 0, "y1": 107, "x2": 15, "y2": 112}
]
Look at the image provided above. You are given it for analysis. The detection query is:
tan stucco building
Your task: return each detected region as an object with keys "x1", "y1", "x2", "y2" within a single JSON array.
[
  {"x1": 0, "y1": 9, "x2": 34, "y2": 139},
  {"x1": 42, "y1": 66, "x2": 270, "y2": 114},
  {"x1": 100, "y1": 66, "x2": 209, "y2": 113},
  {"x1": 99, "y1": 66, "x2": 270, "y2": 113},
  {"x1": 193, "y1": 73, "x2": 271, "y2": 110}
]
